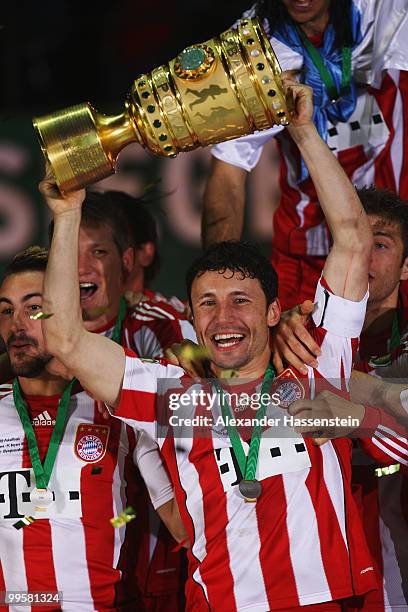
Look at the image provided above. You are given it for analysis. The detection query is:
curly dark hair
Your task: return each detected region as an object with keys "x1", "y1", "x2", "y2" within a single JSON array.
[
  {"x1": 357, "y1": 186, "x2": 408, "y2": 261},
  {"x1": 186, "y1": 241, "x2": 278, "y2": 310},
  {"x1": 255, "y1": 0, "x2": 354, "y2": 48}
]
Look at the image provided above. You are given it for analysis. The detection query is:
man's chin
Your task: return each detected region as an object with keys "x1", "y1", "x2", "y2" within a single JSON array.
[
  {"x1": 210, "y1": 351, "x2": 248, "y2": 373},
  {"x1": 10, "y1": 356, "x2": 51, "y2": 378}
]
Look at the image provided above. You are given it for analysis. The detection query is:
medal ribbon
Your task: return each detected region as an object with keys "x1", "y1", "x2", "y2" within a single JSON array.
[
  {"x1": 13, "y1": 377, "x2": 76, "y2": 490},
  {"x1": 213, "y1": 367, "x2": 275, "y2": 481},
  {"x1": 390, "y1": 312, "x2": 401, "y2": 352},
  {"x1": 110, "y1": 296, "x2": 127, "y2": 345},
  {"x1": 295, "y1": 25, "x2": 352, "y2": 102}
]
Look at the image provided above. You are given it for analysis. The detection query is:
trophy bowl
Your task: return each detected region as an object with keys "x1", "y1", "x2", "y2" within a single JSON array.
[{"x1": 33, "y1": 18, "x2": 290, "y2": 192}]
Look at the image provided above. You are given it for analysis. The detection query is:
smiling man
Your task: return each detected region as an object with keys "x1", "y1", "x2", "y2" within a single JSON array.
[
  {"x1": 0, "y1": 247, "x2": 186, "y2": 611},
  {"x1": 37, "y1": 79, "x2": 389, "y2": 610}
]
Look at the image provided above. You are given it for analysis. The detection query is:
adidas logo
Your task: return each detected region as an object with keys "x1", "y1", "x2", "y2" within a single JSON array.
[{"x1": 32, "y1": 410, "x2": 56, "y2": 427}]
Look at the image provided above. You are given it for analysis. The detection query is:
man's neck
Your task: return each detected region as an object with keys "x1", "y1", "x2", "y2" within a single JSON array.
[
  {"x1": 17, "y1": 373, "x2": 68, "y2": 397},
  {"x1": 212, "y1": 351, "x2": 272, "y2": 385},
  {"x1": 363, "y1": 288, "x2": 399, "y2": 336},
  {"x1": 299, "y1": 11, "x2": 330, "y2": 38},
  {"x1": 83, "y1": 306, "x2": 119, "y2": 333}
]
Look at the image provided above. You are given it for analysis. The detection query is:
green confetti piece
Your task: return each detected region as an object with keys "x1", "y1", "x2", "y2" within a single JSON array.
[{"x1": 29, "y1": 311, "x2": 54, "y2": 320}]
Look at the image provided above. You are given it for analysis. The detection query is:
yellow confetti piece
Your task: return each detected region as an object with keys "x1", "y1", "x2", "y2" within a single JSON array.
[
  {"x1": 220, "y1": 369, "x2": 240, "y2": 379},
  {"x1": 181, "y1": 345, "x2": 209, "y2": 361},
  {"x1": 375, "y1": 463, "x2": 400, "y2": 478},
  {"x1": 87, "y1": 306, "x2": 111, "y2": 317},
  {"x1": 110, "y1": 506, "x2": 136, "y2": 528},
  {"x1": 29, "y1": 312, "x2": 54, "y2": 320},
  {"x1": 124, "y1": 291, "x2": 147, "y2": 306}
]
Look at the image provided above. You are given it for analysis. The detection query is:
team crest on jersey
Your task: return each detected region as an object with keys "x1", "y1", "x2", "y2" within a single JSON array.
[
  {"x1": 74, "y1": 424, "x2": 110, "y2": 463},
  {"x1": 272, "y1": 368, "x2": 305, "y2": 408}
]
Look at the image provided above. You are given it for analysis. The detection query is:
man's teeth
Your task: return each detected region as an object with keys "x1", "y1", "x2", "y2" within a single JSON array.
[
  {"x1": 80, "y1": 283, "x2": 96, "y2": 289},
  {"x1": 214, "y1": 333, "x2": 244, "y2": 340},
  {"x1": 214, "y1": 333, "x2": 244, "y2": 347}
]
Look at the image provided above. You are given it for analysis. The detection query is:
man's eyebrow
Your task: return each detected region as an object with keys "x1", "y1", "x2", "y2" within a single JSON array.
[
  {"x1": 23, "y1": 293, "x2": 42, "y2": 302},
  {"x1": 197, "y1": 290, "x2": 250, "y2": 299},
  {"x1": 373, "y1": 230, "x2": 396, "y2": 241},
  {"x1": 0, "y1": 297, "x2": 12, "y2": 305}
]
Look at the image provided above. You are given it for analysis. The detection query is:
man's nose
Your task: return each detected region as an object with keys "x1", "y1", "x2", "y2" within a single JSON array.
[
  {"x1": 10, "y1": 309, "x2": 28, "y2": 333},
  {"x1": 78, "y1": 250, "x2": 91, "y2": 275}
]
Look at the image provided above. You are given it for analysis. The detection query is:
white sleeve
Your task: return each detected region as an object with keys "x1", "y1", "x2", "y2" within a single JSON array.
[
  {"x1": 211, "y1": 127, "x2": 284, "y2": 171},
  {"x1": 312, "y1": 279, "x2": 368, "y2": 339},
  {"x1": 134, "y1": 430, "x2": 174, "y2": 510},
  {"x1": 353, "y1": 0, "x2": 408, "y2": 87},
  {"x1": 307, "y1": 278, "x2": 368, "y2": 390}
]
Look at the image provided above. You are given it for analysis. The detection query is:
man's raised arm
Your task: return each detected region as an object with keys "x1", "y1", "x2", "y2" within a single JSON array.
[
  {"x1": 286, "y1": 80, "x2": 372, "y2": 301},
  {"x1": 39, "y1": 170, "x2": 125, "y2": 407}
]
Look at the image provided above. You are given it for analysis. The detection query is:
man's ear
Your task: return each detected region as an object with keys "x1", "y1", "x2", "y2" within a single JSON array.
[
  {"x1": 267, "y1": 298, "x2": 281, "y2": 328},
  {"x1": 186, "y1": 304, "x2": 193, "y2": 323},
  {"x1": 135, "y1": 241, "x2": 155, "y2": 269},
  {"x1": 400, "y1": 256, "x2": 408, "y2": 282},
  {"x1": 122, "y1": 246, "x2": 135, "y2": 279}
]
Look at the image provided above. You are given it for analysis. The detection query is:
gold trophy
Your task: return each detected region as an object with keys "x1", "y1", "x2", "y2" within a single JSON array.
[{"x1": 33, "y1": 18, "x2": 290, "y2": 192}]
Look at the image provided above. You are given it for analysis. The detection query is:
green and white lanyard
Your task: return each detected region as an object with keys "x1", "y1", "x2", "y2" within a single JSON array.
[
  {"x1": 13, "y1": 377, "x2": 76, "y2": 510},
  {"x1": 13, "y1": 297, "x2": 127, "y2": 510},
  {"x1": 213, "y1": 366, "x2": 275, "y2": 501},
  {"x1": 295, "y1": 25, "x2": 352, "y2": 103},
  {"x1": 111, "y1": 296, "x2": 127, "y2": 344}
]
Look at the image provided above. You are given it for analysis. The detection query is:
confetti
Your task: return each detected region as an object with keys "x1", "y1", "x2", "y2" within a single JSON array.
[
  {"x1": 13, "y1": 516, "x2": 36, "y2": 530},
  {"x1": 110, "y1": 506, "x2": 136, "y2": 528},
  {"x1": 29, "y1": 311, "x2": 54, "y2": 320},
  {"x1": 87, "y1": 306, "x2": 110, "y2": 317},
  {"x1": 124, "y1": 291, "x2": 147, "y2": 306},
  {"x1": 220, "y1": 369, "x2": 240, "y2": 379},
  {"x1": 375, "y1": 463, "x2": 400, "y2": 478},
  {"x1": 181, "y1": 345, "x2": 209, "y2": 361},
  {"x1": 91, "y1": 466, "x2": 103, "y2": 475}
]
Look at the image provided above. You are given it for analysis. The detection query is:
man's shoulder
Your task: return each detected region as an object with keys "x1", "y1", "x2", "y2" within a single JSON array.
[
  {"x1": 125, "y1": 298, "x2": 187, "y2": 326},
  {"x1": 0, "y1": 382, "x2": 14, "y2": 403}
]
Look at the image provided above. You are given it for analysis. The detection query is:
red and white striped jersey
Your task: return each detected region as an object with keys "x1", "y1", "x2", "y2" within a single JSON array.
[
  {"x1": 348, "y1": 322, "x2": 408, "y2": 611},
  {"x1": 112, "y1": 279, "x2": 387, "y2": 611},
  {"x1": 97, "y1": 298, "x2": 195, "y2": 360},
  {"x1": 95, "y1": 300, "x2": 194, "y2": 599},
  {"x1": 211, "y1": 1, "x2": 408, "y2": 266},
  {"x1": 0, "y1": 386, "x2": 174, "y2": 612}
]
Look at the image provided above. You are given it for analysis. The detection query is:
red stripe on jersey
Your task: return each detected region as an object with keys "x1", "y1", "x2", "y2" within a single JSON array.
[
  {"x1": 116, "y1": 427, "x2": 146, "y2": 608},
  {"x1": 370, "y1": 73, "x2": 399, "y2": 193},
  {"x1": 0, "y1": 558, "x2": 7, "y2": 612},
  {"x1": 347, "y1": 465, "x2": 385, "y2": 612},
  {"x1": 80, "y1": 404, "x2": 122, "y2": 609},
  {"x1": 189, "y1": 436, "x2": 237, "y2": 611},
  {"x1": 373, "y1": 434, "x2": 408, "y2": 463},
  {"x1": 398, "y1": 71, "x2": 408, "y2": 197},
  {"x1": 256, "y1": 476, "x2": 299, "y2": 608},
  {"x1": 21, "y1": 432, "x2": 59, "y2": 611},
  {"x1": 305, "y1": 444, "x2": 353, "y2": 596}
]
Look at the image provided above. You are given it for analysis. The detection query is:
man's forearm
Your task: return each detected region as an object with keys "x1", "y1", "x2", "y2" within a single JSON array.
[
  {"x1": 288, "y1": 123, "x2": 368, "y2": 247},
  {"x1": 202, "y1": 160, "x2": 246, "y2": 248},
  {"x1": 42, "y1": 209, "x2": 82, "y2": 361},
  {"x1": 351, "y1": 370, "x2": 408, "y2": 427}
]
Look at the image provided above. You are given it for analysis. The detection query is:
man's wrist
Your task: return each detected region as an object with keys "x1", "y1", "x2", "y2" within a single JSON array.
[{"x1": 287, "y1": 121, "x2": 318, "y2": 145}]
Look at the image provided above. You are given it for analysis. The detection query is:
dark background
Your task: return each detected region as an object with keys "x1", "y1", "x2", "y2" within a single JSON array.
[
  {"x1": 0, "y1": 1, "x2": 279, "y2": 298},
  {"x1": 0, "y1": 1, "x2": 250, "y2": 115}
]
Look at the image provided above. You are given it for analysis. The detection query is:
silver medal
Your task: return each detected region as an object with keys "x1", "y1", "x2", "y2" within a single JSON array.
[{"x1": 30, "y1": 487, "x2": 53, "y2": 511}]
